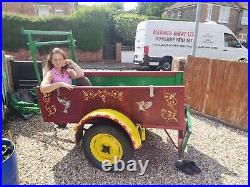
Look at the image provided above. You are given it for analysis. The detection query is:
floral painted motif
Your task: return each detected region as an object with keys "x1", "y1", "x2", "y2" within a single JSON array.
[
  {"x1": 161, "y1": 92, "x2": 178, "y2": 123},
  {"x1": 83, "y1": 90, "x2": 123, "y2": 103},
  {"x1": 43, "y1": 93, "x2": 56, "y2": 116}
]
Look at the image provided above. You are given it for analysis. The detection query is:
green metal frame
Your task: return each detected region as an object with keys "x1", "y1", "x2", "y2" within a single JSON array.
[
  {"x1": 178, "y1": 105, "x2": 192, "y2": 161},
  {"x1": 89, "y1": 72, "x2": 184, "y2": 86},
  {"x1": 21, "y1": 28, "x2": 77, "y2": 84},
  {"x1": 10, "y1": 29, "x2": 78, "y2": 117}
]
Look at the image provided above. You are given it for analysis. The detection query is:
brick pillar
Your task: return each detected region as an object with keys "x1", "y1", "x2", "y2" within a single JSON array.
[{"x1": 116, "y1": 43, "x2": 122, "y2": 63}]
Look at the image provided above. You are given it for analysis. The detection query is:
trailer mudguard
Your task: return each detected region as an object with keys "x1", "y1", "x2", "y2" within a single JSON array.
[{"x1": 75, "y1": 109, "x2": 142, "y2": 149}]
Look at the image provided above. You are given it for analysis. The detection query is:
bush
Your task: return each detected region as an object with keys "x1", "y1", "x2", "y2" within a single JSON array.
[
  {"x1": 71, "y1": 5, "x2": 114, "y2": 51},
  {"x1": 3, "y1": 14, "x2": 74, "y2": 52},
  {"x1": 2, "y1": 7, "x2": 113, "y2": 52},
  {"x1": 114, "y1": 13, "x2": 159, "y2": 46},
  {"x1": 2, "y1": 8, "x2": 168, "y2": 52},
  {"x1": 2, "y1": 14, "x2": 33, "y2": 51}
]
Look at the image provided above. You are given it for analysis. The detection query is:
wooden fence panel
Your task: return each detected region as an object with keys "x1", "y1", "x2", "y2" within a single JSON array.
[
  {"x1": 185, "y1": 57, "x2": 210, "y2": 112},
  {"x1": 185, "y1": 56, "x2": 248, "y2": 130}
]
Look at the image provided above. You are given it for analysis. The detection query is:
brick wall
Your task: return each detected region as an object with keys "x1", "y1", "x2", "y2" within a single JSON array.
[
  {"x1": 164, "y1": 4, "x2": 248, "y2": 37},
  {"x1": 165, "y1": 4, "x2": 248, "y2": 39},
  {"x1": 199, "y1": 4, "x2": 209, "y2": 21},
  {"x1": 164, "y1": 5, "x2": 197, "y2": 21},
  {"x1": 3, "y1": 2, "x2": 35, "y2": 15},
  {"x1": 210, "y1": 5, "x2": 240, "y2": 33},
  {"x1": 5, "y1": 48, "x2": 103, "y2": 63},
  {"x1": 115, "y1": 43, "x2": 122, "y2": 63},
  {"x1": 2, "y1": 2, "x2": 74, "y2": 16},
  {"x1": 181, "y1": 7, "x2": 197, "y2": 21}
]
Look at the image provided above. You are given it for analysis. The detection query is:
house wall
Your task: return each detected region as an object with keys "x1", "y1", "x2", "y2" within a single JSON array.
[
  {"x1": 210, "y1": 5, "x2": 239, "y2": 33},
  {"x1": 164, "y1": 5, "x2": 196, "y2": 21},
  {"x1": 3, "y1": 2, "x2": 36, "y2": 15},
  {"x1": 4, "y1": 48, "x2": 103, "y2": 63},
  {"x1": 2, "y1": 2, "x2": 74, "y2": 16},
  {"x1": 164, "y1": 3, "x2": 248, "y2": 41}
]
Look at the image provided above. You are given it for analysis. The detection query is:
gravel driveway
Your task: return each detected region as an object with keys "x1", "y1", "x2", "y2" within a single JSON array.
[{"x1": 3, "y1": 113, "x2": 247, "y2": 184}]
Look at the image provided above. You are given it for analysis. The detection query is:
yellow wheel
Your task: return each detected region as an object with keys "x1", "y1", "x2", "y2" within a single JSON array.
[
  {"x1": 82, "y1": 124, "x2": 133, "y2": 170},
  {"x1": 90, "y1": 134, "x2": 123, "y2": 164}
]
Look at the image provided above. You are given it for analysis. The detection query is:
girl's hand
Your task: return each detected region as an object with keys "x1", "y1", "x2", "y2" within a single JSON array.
[
  {"x1": 60, "y1": 82, "x2": 75, "y2": 90},
  {"x1": 64, "y1": 59, "x2": 74, "y2": 66}
]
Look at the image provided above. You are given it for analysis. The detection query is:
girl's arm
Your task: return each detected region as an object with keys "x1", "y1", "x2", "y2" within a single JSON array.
[
  {"x1": 40, "y1": 72, "x2": 74, "y2": 93},
  {"x1": 65, "y1": 59, "x2": 84, "y2": 79}
]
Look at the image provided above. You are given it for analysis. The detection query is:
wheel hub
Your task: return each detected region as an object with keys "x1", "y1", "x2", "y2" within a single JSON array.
[
  {"x1": 90, "y1": 134, "x2": 123, "y2": 163},
  {"x1": 101, "y1": 145, "x2": 110, "y2": 154}
]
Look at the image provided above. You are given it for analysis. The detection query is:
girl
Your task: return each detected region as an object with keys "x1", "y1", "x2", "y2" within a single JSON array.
[{"x1": 40, "y1": 48, "x2": 85, "y2": 94}]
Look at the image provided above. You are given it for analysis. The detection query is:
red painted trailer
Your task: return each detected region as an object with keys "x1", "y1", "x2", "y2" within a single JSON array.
[{"x1": 37, "y1": 71, "x2": 195, "y2": 173}]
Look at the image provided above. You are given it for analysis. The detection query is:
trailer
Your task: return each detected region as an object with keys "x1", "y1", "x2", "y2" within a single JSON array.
[{"x1": 37, "y1": 71, "x2": 201, "y2": 175}]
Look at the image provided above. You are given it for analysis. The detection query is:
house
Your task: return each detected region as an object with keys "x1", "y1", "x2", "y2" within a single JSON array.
[
  {"x1": 164, "y1": 2, "x2": 248, "y2": 44},
  {"x1": 2, "y1": 2, "x2": 77, "y2": 16}
]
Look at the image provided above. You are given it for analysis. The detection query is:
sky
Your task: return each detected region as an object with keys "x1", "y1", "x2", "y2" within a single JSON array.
[{"x1": 78, "y1": 2, "x2": 138, "y2": 10}]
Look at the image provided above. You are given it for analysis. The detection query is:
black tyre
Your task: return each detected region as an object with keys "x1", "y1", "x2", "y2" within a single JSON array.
[
  {"x1": 136, "y1": 66, "x2": 149, "y2": 71},
  {"x1": 142, "y1": 66, "x2": 151, "y2": 71},
  {"x1": 161, "y1": 61, "x2": 172, "y2": 71},
  {"x1": 149, "y1": 66, "x2": 158, "y2": 71},
  {"x1": 82, "y1": 124, "x2": 133, "y2": 170}
]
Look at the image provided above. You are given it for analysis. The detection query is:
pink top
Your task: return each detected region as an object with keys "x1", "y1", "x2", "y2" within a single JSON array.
[{"x1": 50, "y1": 68, "x2": 72, "y2": 84}]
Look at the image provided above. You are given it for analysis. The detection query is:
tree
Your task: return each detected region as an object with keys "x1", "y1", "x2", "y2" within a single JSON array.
[
  {"x1": 136, "y1": 2, "x2": 175, "y2": 17},
  {"x1": 110, "y1": 2, "x2": 124, "y2": 11}
]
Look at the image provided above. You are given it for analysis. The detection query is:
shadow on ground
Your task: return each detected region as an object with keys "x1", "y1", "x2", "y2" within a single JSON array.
[
  {"x1": 3, "y1": 113, "x2": 74, "y2": 151},
  {"x1": 52, "y1": 130, "x2": 236, "y2": 184},
  {"x1": 3, "y1": 114, "x2": 238, "y2": 184}
]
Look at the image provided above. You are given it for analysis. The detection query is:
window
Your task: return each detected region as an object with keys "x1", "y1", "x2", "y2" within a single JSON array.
[
  {"x1": 178, "y1": 11, "x2": 182, "y2": 19},
  {"x1": 171, "y1": 12, "x2": 175, "y2": 19},
  {"x1": 238, "y1": 33, "x2": 247, "y2": 43},
  {"x1": 36, "y1": 7, "x2": 50, "y2": 16},
  {"x1": 55, "y1": 9, "x2": 64, "y2": 15},
  {"x1": 224, "y1": 33, "x2": 241, "y2": 48},
  {"x1": 218, "y1": 6, "x2": 231, "y2": 23},
  {"x1": 206, "y1": 4, "x2": 213, "y2": 21},
  {"x1": 241, "y1": 10, "x2": 248, "y2": 25}
]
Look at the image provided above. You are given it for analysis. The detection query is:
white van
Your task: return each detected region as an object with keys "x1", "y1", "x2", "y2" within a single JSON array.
[{"x1": 134, "y1": 20, "x2": 248, "y2": 70}]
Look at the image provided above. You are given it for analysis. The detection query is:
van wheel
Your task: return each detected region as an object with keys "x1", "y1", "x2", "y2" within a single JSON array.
[
  {"x1": 82, "y1": 124, "x2": 133, "y2": 170},
  {"x1": 149, "y1": 66, "x2": 157, "y2": 71},
  {"x1": 142, "y1": 66, "x2": 151, "y2": 71},
  {"x1": 161, "y1": 61, "x2": 172, "y2": 71},
  {"x1": 136, "y1": 66, "x2": 150, "y2": 71}
]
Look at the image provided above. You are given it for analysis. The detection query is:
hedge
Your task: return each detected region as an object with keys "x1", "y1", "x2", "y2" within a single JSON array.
[
  {"x1": 114, "y1": 13, "x2": 160, "y2": 46},
  {"x1": 3, "y1": 14, "x2": 71, "y2": 52},
  {"x1": 2, "y1": 8, "x2": 163, "y2": 52},
  {"x1": 2, "y1": 7, "x2": 113, "y2": 52}
]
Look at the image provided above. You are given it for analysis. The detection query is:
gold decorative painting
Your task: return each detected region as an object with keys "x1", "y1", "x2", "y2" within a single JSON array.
[
  {"x1": 161, "y1": 92, "x2": 178, "y2": 123},
  {"x1": 43, "y1": 93, "x2": 56, "y2": 116},
  {"x1": 83, "y1": 90, "x2": 124, "y2": 103}
]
